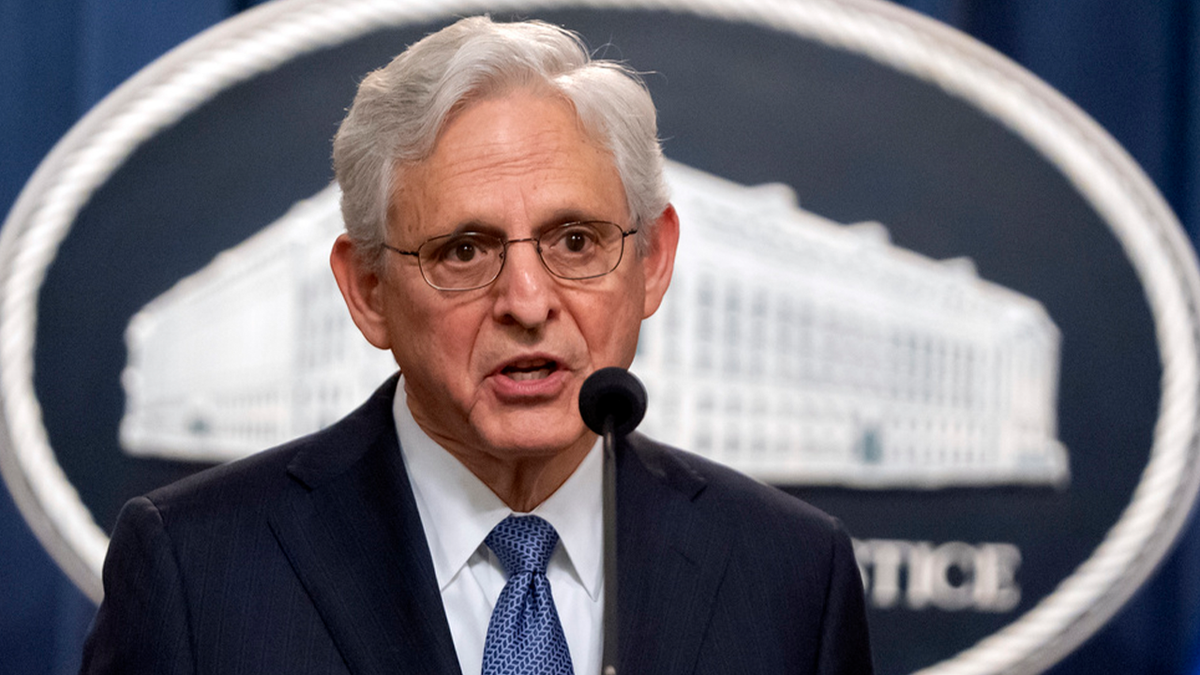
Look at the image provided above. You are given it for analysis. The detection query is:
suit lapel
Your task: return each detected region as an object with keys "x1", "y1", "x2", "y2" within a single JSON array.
[
  {"x1": 268, "y1": 379, "x2": 462, "y2": 675},
  {"x1": 616, "y1": 435, "x2": 732, "y2": 674},
  {"x1": 265, "y1": 381, "x2": 730, "y2": 675}
]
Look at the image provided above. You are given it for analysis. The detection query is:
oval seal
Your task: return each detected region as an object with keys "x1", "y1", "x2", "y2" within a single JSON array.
[{"x1": 2, "y1": 1, "x2": 1198, "y2": 673}]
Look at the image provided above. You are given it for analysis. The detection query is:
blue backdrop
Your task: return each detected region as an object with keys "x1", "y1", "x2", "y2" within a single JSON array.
[{"x1": 2, "y1": 1, "x2": 1198, "y2": 673}]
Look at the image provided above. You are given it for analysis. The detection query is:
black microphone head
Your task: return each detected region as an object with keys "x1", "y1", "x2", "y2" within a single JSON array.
[{"x1": 579, "y1": 367, "x2": 647, "y2": 437}]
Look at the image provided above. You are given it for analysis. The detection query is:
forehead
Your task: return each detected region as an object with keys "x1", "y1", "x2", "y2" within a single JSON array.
[{"x1": 388, "y1": 92, "x2": 626, "y2": 239}]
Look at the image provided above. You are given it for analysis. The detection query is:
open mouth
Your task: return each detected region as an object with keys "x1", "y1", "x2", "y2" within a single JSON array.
[{"x1": 501, "y1": 359, "x2": 559, "y2": 382}]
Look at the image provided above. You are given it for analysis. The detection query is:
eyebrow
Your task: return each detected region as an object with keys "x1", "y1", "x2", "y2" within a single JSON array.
[
  {"x1": 446, "y1": 222, "x2": 505, "y2": 238},
  {"x1": 442, "y1": 211, "x2": 607, "y2": 239}
]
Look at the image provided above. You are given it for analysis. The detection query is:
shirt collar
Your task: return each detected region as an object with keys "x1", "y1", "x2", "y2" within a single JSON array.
[{"x1": 393, "y1": 376, "x2": 604, "y2": 599}]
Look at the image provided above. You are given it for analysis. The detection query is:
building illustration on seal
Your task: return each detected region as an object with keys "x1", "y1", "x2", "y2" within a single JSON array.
[{"x1": 119, "y1": 160, "x2": 1068, "y2": 488}]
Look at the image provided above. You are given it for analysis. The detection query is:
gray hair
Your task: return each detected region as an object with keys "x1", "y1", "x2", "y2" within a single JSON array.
[{"x1": 332, "y1": 16, "x2": 669, "y2": 268}]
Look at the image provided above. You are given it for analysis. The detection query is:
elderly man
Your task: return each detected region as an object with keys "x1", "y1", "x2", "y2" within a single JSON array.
[{"x1": 80, "y1": 16, "x2": 871, "y2": 675}]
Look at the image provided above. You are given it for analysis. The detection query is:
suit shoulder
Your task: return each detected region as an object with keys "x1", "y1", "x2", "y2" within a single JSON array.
[
  {"x1": 140, "y1": 375, "x2": 398, "y2": 520},
  {"x1": 627, "y1": 433, "x2": 847, "y2": 539},
  {"x1": 136, "y1": 434, "x2": 308, "y2": 532}
]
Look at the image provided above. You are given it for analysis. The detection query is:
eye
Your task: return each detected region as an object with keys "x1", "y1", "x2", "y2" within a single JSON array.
[
  {"x1": 450, "y1": 241, "x2": 477, "y2": 262},
  {"x1": 430, "y1": 233, "x2": 498, "y2": 265},
  {"x1": 563, "y1": 230, "x2": 591, "y2": 253},
  {"x1": 548, "y1": 223, "x2": 603, "y2": 255}
]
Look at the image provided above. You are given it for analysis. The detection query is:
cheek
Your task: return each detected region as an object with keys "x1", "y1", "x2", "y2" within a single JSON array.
[
  {"x1": 394, "y1": 302, "x2": 489, "y2": 378},
  {"x1": 379, "y1": 286, "x2": 438, "y2": 367},
  {"x1": 576, "y1": 290, "x2": 645, "y2": 364}
]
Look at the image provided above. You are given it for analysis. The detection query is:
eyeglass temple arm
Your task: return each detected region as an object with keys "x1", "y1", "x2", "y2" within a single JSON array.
[{"x1": 381, "y1": 243, "x2": 419, "y2": 257}]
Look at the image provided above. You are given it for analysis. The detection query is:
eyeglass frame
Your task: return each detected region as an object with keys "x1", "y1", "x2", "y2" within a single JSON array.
[{"x1": 380, "y1": 220, "x2": 640, "y2": 292}]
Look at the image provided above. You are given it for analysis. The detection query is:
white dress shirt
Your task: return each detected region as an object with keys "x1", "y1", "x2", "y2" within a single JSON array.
[{"x1": 393, "y1": 378, "x2": 604, "y2": 675}]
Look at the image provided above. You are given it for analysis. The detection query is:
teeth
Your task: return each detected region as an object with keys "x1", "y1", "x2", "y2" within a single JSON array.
[
  {"x1": 503, "y1": 360, "x2": 555, "y2": 381},
  {"x1": 507, "y1": 368, "x2": 552, "y2": 381}
]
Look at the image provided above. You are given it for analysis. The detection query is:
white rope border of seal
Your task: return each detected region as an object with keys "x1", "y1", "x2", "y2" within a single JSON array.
[{"x1": 1, "y1": 0, "x2": 1197, "y2": 673}]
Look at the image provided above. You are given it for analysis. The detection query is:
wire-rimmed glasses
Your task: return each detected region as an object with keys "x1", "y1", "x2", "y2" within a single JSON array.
[{"x1": 382, "y1": 220, "x2": 638, "y2": 292}]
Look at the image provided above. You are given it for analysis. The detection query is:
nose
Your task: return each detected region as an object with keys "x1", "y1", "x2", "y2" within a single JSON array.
[{"x1": 491, "y1": 238, "x2": 558, "y2": 330}]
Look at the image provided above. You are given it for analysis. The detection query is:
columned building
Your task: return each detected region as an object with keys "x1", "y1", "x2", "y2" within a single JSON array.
[
  {"x1": 120, "y1": 184, "x2": 396, "y2": 462},
  {"x1": 121, "y1": 161, "x2": 1067, "y2": 487},
  {"x1": 631, "y1": 162, "x2": 1066, "y2": 487}
]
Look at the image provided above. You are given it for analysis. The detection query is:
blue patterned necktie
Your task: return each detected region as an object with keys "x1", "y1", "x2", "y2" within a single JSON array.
[{"x1": 482, "y1": 515, "x2": 574, "y2": 675}]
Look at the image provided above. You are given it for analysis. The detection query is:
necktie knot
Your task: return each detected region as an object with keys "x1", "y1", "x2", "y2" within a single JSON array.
[
  {"x1": 481, "y1": 515, "x2": 573, "y2": 675},
  {"x1": 485, "y1": 515, "x2": 559, "y2": 577}
]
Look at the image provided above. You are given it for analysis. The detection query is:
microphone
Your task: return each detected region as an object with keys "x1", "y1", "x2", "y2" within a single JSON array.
[
  {"x1": 579, "y1": 366, "x2": 647, "y2": 438},
  {"x1": 578, "y1": 367, "x2": 646, "y2": 675}
]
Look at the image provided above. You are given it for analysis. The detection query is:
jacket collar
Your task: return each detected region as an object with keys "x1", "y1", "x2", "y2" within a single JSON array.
[
  {"x1": 616, "y1": 433, "x2": 730, "y2": 674},
  {"x1": 269, "y1": 376, "x2": 729, "y2": 675},
  {"x1": 269, "y1": 375, "x2": 463, "y2": 675}
]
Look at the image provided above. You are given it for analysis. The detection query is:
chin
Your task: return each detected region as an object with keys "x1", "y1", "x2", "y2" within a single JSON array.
[{"x1": 480, "y1": 414, "x2": 591, "y2": 458}]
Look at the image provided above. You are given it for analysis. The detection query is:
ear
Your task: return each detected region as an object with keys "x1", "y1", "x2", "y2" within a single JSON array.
[
  {"x1": 640, "y1": 204, "x2": 680, "y2": 319},
  {"x1": 330, "y1": 233, "x2": 394, "y2": 351}
]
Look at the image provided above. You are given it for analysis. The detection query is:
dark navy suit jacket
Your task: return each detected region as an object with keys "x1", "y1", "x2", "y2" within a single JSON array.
[{"x1": 80, "y1": 377, "x2": 873, "y2": 674}]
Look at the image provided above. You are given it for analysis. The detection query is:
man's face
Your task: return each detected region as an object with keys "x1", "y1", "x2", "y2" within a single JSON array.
[{"x1": 335, "y1": 90, "x2": 676, "y2": 467}]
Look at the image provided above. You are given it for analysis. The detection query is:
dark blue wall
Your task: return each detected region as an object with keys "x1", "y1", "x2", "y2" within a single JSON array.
[{"x1": 2, "y1": 1, "x2": 1198, "y2": 673}]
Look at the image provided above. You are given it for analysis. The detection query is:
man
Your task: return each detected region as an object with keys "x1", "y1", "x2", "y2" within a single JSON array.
[{"x1": 80, "y1": 16, "x2": 872, "y2": 675}]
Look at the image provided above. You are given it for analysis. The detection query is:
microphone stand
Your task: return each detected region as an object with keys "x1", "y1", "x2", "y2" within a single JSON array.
[
  {"x1": 602, "y1": 415, "x2": 618, "y2": 675},
  {"x1": 580, "y1": 367, "x2": 646, "y2": 675}
]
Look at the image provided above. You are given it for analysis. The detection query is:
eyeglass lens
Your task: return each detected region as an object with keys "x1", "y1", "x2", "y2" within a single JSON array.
[{"x1": 417, "y1": 221, "x2": 628, "y2": 290}]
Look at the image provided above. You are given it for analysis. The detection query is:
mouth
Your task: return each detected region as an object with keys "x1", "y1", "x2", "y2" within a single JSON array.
[{"x1": 500, "y1": 358, "x2": 559, "y2": 382}]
